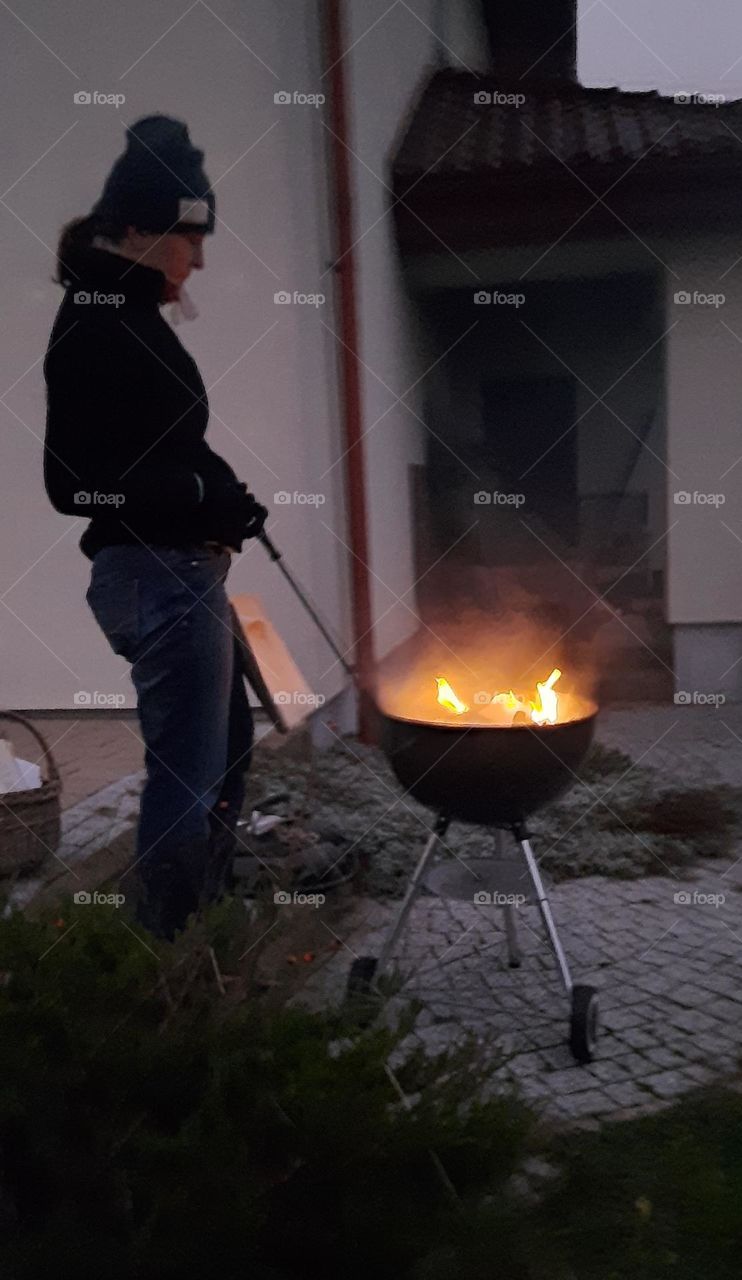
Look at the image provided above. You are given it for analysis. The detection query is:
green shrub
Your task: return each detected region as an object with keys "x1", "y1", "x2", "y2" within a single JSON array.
[
  {"x1": 540, "y1": 1089, "x2": 742, "y2": 1280},
  {"x1": 0, "y1": 899, "x2": 537, "y2": 1279},
  {"x1": 3, "y1": 897, "x2": 742, "y2": 1278}
]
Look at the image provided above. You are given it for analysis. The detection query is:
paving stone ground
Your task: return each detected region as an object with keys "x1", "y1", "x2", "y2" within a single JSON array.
[
  {"x1": 7, "y1": 770, "x2": 144, "y2": 911},
  {"x1": 15, "y1": 713, "x2": 144, "y2": 810},
  {"x1": 299, "y1": 870, "x2": 742, "y2": 1124},
  {"x1": 298, "y1": 702, "x2": 742, "y2": 1124},
  {"x1": 594, "y1": 700, "x2": 742, "y2": 789}
]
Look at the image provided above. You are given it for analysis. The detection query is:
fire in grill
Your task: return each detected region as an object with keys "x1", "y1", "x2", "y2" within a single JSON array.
[
  {"x1": 379, "y1": 664, "x2": 597, "y2": 828},
  {"x1": 347, "y1": 634, "x2": 601, "y2": 1063}
]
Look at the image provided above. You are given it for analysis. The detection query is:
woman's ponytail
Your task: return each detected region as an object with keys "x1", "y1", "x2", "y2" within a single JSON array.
[
  {"x1": 54, "y1": 215, "x2": 99, "y2": 287},
  {"x1": 54, "y1": 213, "x2": 130, "y2": 286}
]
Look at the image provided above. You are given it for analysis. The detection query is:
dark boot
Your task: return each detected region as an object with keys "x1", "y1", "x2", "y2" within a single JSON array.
[
  {"x1": 201, "y1": 811, "x2": 238, "y2": 905},
  {"x1": 134, "y1": 839, "x2": 209, "y2": 942},
  {"x1": 202, "y1": 768, "x2": 249, "y2": 906}
]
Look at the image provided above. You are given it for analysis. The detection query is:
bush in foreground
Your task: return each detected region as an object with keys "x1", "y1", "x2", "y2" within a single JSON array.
[
  {"x1": 2, "y1": 898, "x2": 742, "y2": 1279},
  {"x1": 0, "y1": 899, "x2": 536, "y2": 1279}
]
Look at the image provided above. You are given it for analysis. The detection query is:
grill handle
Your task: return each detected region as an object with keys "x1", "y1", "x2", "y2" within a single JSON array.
[{"x1": 258, "y1": 531, "x2": 355, "y2": 679}]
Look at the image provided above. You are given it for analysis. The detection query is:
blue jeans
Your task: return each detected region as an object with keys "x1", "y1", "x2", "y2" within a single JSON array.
[{"x1": 85, "y1": 543, "x2": 254, "y2": 937}]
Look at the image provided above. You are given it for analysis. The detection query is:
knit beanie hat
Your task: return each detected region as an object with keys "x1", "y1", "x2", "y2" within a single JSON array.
[{"x1": 89, "y1": 114, "x2": 216, "y2": 235}]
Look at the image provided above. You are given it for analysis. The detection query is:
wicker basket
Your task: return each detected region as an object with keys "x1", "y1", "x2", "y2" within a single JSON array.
[{"x1": 0, "y1": 713, "x2": 62, "y2": 877}]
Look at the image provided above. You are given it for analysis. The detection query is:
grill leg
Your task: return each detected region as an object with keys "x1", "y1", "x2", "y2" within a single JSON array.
[
  {"x1": 503, "y1": 905, "x2": 522, "y2": 968},
  {"x1": 517, "y1": 834, "x2": 573, "y2": 996},
  {"x1": 376, "y1": 813, "x2": 449, "y2": 977},
  {"x1": 494, "y1": 829, "x2": 522, "y2": 967}
]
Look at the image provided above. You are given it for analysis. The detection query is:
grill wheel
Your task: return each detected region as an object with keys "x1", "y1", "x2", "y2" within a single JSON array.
[
  {"x1": 569, "y1": 984, "x2": 600, "y2": 1063},
  {"x1": 345, "y1": 955, "x2": 380, "y2": 1027}
]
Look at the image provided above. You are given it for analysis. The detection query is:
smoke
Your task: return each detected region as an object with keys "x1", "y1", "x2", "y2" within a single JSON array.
[{"x1": 374, "y1": 587, "x2": 597, "y2": 725}]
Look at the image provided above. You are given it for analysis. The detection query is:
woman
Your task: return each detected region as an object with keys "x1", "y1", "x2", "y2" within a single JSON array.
[{"x1": 43, "y1": 114, "x2": 268, "y2": 940}]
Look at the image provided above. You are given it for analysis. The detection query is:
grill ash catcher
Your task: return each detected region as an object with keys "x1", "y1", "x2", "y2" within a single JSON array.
[{"x1": 256, "y1": 532, "x2": 600, "y2": 1064}]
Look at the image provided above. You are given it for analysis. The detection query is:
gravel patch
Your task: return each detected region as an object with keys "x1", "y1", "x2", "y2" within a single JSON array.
[{"x1": 247, "y1": 730, "x2": 742, "y2": 899}]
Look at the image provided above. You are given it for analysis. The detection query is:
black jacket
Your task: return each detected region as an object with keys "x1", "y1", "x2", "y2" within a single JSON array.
[{"x1": 43, "y1": 247, "x2": 246, "y2": 560}]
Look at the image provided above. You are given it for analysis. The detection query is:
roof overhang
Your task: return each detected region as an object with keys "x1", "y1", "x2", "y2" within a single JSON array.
[{"x1": 391, "y1": 71, "x2": 742, "y2": 256}]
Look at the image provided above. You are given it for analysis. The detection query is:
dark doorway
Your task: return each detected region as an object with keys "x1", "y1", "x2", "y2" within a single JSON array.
[{"x1": 482, "y1": 376, "x2": 578, "y2": 545}]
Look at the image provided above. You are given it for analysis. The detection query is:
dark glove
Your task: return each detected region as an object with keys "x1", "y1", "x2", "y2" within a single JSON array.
[
  {"x1": 241, "y1": 489, "x2": 268, "y2": 540},
  {"x1": 199, "y1": 479, "x2": 268, "y2": 550}
]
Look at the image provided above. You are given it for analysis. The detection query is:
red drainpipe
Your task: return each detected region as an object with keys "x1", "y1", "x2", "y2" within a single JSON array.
[{"x1": 323, "y1": 0, "x2": 376, "y2": 743}]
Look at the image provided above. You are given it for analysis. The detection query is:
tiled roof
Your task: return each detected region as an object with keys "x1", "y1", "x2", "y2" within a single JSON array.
[{"x1": 392, "y1": 70, "x2": 742, "y2": 184}]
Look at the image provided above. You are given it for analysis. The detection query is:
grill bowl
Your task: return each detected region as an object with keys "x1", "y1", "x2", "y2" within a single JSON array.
[{"x1": 379, "y1": 708, "x2": 597, "y2": 826}]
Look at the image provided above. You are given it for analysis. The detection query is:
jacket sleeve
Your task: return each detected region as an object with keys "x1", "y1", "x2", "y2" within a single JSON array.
[
  {"x1": 43, "y1": 320, "x2": 234, "y2": 520},
  {"x1": 192, "y1": 440, "x2": 241, "y2": 495}
]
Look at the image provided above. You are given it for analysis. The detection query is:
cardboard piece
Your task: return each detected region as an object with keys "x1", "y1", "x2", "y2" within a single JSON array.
[
  {"x1": 230, "y1": 594, "x2": 319, "y2": 732},
  {"x1": 228, "y1": 604, "x2": 287, "y2": 733}
]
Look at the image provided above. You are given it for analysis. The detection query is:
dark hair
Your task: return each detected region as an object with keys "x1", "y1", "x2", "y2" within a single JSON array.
[{"x1": 53, "y1": 213, "x2": 129, "y2": 287}]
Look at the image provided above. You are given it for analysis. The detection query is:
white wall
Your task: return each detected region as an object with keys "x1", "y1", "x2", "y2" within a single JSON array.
[
  {"x1": 665, "y1": 237, "x2": 742, "y2": 623},
  {"x1": 344, "y1": 0, "x2": 486, "y2": 659},
  {"x1": 0, "y1": 0, "x2": 349, "y2": 710}
]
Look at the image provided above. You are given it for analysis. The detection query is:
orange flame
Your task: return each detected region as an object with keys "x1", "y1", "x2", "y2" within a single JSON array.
[
  {"x1": 493, "y1": 690, "x2": 521, "y2": 712},
  {"x1": 435, "y1": 677, "x2": 469, "y2": 715},
  {"x1": 529, "y1": 667, "x2": 561, "y2": 725},
  {"x1": 435, "y1": 667, "x2": 562, "y2": 726}
]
